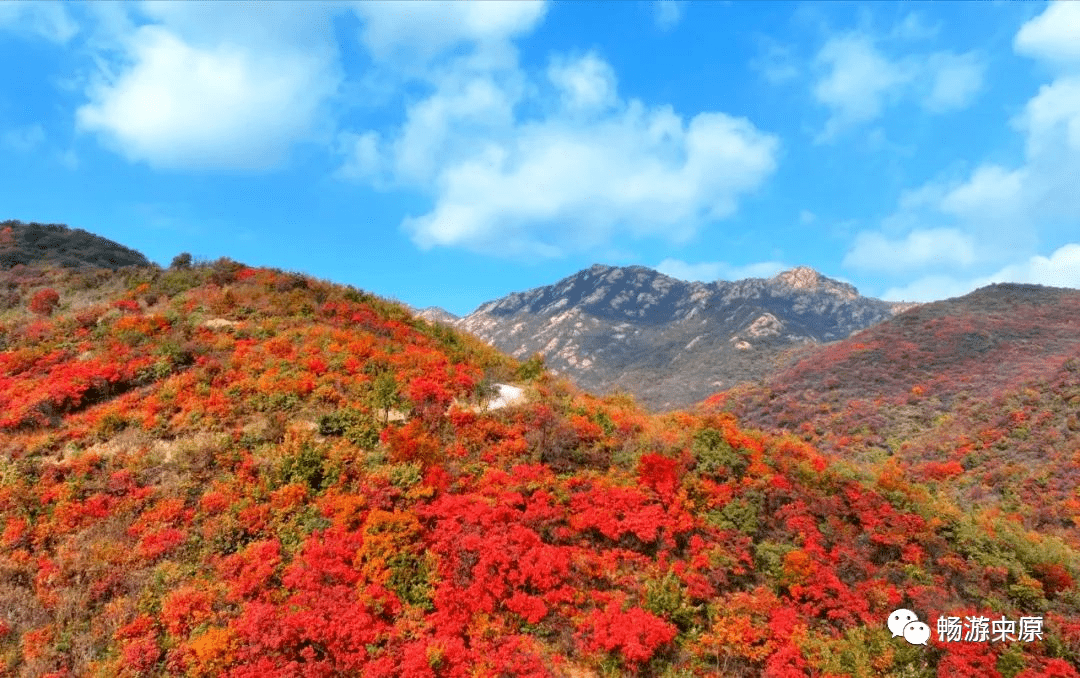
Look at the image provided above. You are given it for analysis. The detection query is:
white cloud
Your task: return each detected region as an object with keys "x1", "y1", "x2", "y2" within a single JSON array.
[
  {"x1": 984, "y1": 243, "x2": 1080, "y2": 289},
  {"x1": 352, "y1": 1, "x2": 546, "y2": 67},
  {"x1": 75, "y1": 4, "x2": 343, "y2": 171},
  {"x1": 653, "y1": 1, "x2": 685, "y2": 31},
  {"x1": 923, "y1": 51, "x2": 985, "y2": 113},
  {"x1": 882, "y1": 243, "x2": 1080, "y2": 301},
  {"x1": 937, "y1": 164, "x2": 1028, "y2": 227},
  {"x1": 548, "y1": 52, "x2": 618, "y2": 113},
  {"x1": 0, "y1": 2, "x2": 78, "y2": 43},
  {"x1": 336, "y1": 131, "x2": 385, "y2": 183},
  {"x1": 1014, "y1": 1, "x2": 1080, "y2": 68},
  {"x1": 813, "y1": 34, "x2": 915, "y2": 141},
  {"x1": 843, "y1": 228, "x2": 978, "y2": 273},
  {"x1": 344, "y1": 44, "x2": 778, "y2": 257},
  {"x1": 812, "y1": 32, "x2": 984, "y2": 141},
  {"x1": 799, "y1": 209, "x2": 816, "y2": 225},
  {"x1": 401, "y1": 102, "x2": 778, "y2": 257},
  {"x1": 880, "y1": 275, "x2": 976, "y2": 303},
  {"x1": 390, "y1": 71, "x2": 522, "y2": 185},
  {"x1": 1, "y1": 124, "x2": 45, "y2": 152},
  {"x1": 850, "y1": 3, "x2": 1080, "y2": 282},
  {"x1": 657, "y1": 259, "x2": 787, "y2": 282}
]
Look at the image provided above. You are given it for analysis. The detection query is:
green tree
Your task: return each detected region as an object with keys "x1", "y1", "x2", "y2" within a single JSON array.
[
  {"x1": 170, "y1": 252, "x2": 193, "y2": 270},
  {"x1": 370, "y1": 372, "x2": 403, "y2": 425}
]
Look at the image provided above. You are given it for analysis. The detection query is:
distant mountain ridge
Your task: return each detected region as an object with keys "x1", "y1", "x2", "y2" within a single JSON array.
[
  {"x1": 422, "y1": 264, "x2": 917, "y2": 410},
  {"x1": 0, "y1": 219, "x2": 150, "y2": 270}
]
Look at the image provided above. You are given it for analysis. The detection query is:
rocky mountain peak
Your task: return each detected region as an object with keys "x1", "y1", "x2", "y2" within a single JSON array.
[{"x1": 770, "y1": 266, "x2": 858, "y2": 299}]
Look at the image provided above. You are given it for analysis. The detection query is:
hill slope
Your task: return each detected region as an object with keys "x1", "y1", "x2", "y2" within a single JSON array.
[
  {"x1": 430, "y1": 264, "x2": 915, "y2": 411},
  {"x1": 720, "y1": 282, "x2": 1080, "y2": 549},
  {"x1": 0, "y1": 262, "x2": 1077, "y2": 677},
  {"x1": 0, "y1": 220, "x2": 151, "y2": 271}
]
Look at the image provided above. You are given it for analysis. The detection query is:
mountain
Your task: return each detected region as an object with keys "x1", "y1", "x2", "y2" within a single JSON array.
[
  {"x1": 436, "y1": 264, "x2": 916, "y2": 411},
  {"x1": 0, "y1": 220, "x2": 151, "y2": 270},
  {"x1": 2, "y1": 260, "x2": 1077, "y2": 677},
  {"x1": 414, "y1": 306, "x2": 460, "y2": 325},
  {"x1": 718, "y1": 282, "x2": 1080, "y2": 549}
]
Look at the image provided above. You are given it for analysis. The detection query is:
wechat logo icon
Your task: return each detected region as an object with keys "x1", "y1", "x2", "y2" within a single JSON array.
[{"x1": 888, "y1": 609, "x2": 929, "y2": 645}]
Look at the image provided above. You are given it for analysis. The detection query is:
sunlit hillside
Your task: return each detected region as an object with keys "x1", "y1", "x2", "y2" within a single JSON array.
[
  {"x1": 0, "y1": 261, "x2": 1077, "y2": 677},
  {"x1": 721, "y1": 283, "x2": 1080, "y2": 553}
]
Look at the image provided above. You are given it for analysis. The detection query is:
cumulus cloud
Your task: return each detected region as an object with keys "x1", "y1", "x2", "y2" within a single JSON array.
[
  {"x1": 548, "y1": 52, "x2": 618, "y2": 113},
  {"x1": 402, "y1": 104, "x2": 778, "y2": 257},
  {"x1": 75, "y1": 4, "x2": 342, "y2": 170},
  {"x1": 1013, "y1": 1, "x2": 1080, "y2": 68},
  {"x1": 352, "y1": 1, "x2": 546, "y2": 68},
  {"x1": 336, "y1": 131, "x2": 385, "y2": 183},
  {"x1": 653, "y1": 1, "x2": 685, "y2": 32},
  {"x1": 389, "y1": 71, "x2": 523, "y2": 185},
  {"x1": 0, "y1": 2, "x2": 78, "y2": 43},
  {"x1": 343, "y1": 46, "x2": 779, "y2": 258},
  {"x1": 657, "y1": 258, "x2": 787, "y2": 282},
  {"x1": 813, "y1": 34, "x2": 915, "y2": 141},
  {"x1": 843, "y1": 228, "x2": 978, "y2": 273},
  {"x1": 923, "y1": 51, "x2": 986, "y2": 113},
  {"x1": 882, "y1": 243, "x2": 1080, "y2": 301},
  {"x1": 811, "y1": 31, "x2": 984, "y2": 140}
]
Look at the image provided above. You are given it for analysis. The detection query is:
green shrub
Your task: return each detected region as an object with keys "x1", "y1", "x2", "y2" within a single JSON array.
[
  {"x1": 318, "y1": 407, "x2": 381, "y2": 448},
  {"x1": 692, "y1": 428, "x2": 748, "y2": 478},
  {"x1": 278, "y1": 442, "x2": 334, "y2": 491},
  {"x1": 516, "y1": 354, "x2": 546, "y2": 381}
]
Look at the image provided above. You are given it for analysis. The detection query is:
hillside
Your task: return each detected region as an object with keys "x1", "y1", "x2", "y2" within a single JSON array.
[
  {"x1": 720, "y1": 283, "x2": 1080, "y2": 549},
  {"x1": 0, "y1": 261, "x2": 1077, "y2": 677},
  {"x1": 426, "y1": 264, "x2": 915, "y2": 411},
  {"x1": 0, "y1": 221, "x2": 151, "y2": 272}
]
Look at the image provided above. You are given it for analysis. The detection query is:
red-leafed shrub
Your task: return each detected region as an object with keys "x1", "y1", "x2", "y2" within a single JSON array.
[
  {"x1": 29, "y1": 288, "x2": 60, "y2": 316},
  {"x1": 637, "y1": 453, "x2": 680, "y2": 502},
  {"x1": 579, "y1": 599, "x2": 677, "y2": 667},
  {"x1": 569, "y1": 484, "x2": 669, "y2": 543},
  {"x1": 161, "y1": 585, "x2": 215, "y2": 637},
  {"x1": 1032, "y1": 563, "x2": 1075, "y2": 597},
  {"x1": 113, "y1": 298, "x2": 141, "y2": 314},
  {"x1": 218, "y1": 539, "x2": 282, "y2": 602}
]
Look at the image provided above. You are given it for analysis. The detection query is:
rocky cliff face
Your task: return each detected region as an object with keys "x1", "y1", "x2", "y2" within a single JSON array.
[{"x1": 430, "y1": 264, "x2": 915, "y2": 410}]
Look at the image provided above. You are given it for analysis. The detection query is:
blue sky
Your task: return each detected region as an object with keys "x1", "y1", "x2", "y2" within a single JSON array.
[{"x1": 1, "y1": 1, "x2": 1078, "y2": 316}]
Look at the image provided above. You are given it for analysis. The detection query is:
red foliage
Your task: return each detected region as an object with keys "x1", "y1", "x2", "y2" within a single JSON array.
[
  {"x1": 636, "y1": 453, "x2": 680, "y2": 503},
  {"x1": 1032, "y1": 563, "x2": 1075, "y2": 597},
  {"x1": 113, "y1": 298, "x2": 141, "y2": 314},
  {"x1": 383, "y1": 419, "x2": 443, "y2": 465},
  {"x1": 569, "y1": 484, "x2": 670, "y2": 543},
  {"x1": 935, "y1": 640, "x2": 1001, "y2": 678},
  {"x1": 29, "y1": 288, "x2": 60, "y2": 316},
  {"x1": 218, "y1": 539, "x2": 282, "y2": 602},
  {"x1": 579, "y1": 599, "x2": 677, "y2": 667}
]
